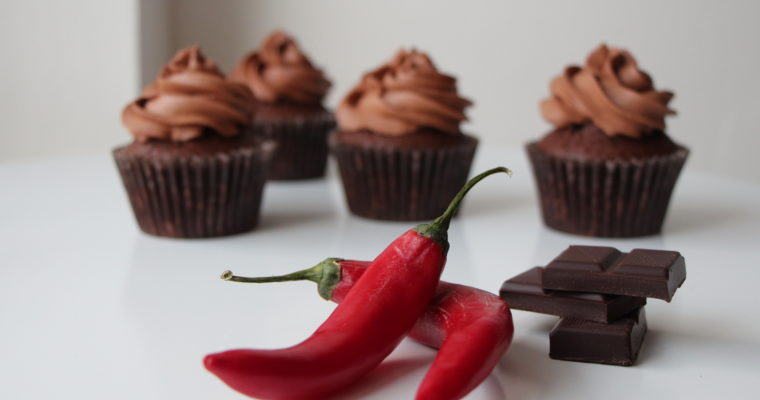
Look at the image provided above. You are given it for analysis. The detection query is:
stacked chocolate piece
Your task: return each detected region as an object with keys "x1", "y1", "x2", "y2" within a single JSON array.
[{"x1": 500, "y1": 246, "x2": 686, "y2": 366}]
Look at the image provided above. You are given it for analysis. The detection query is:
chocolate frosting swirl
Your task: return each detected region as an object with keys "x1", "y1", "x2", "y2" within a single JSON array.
[
  {"x1": 122, "y1": 46, "x2": 255, "y2": 142},
  {"x1": 230, "y1": 31, "x2": 330, "y2": 105},
  {"x1": 336, "y1": 49, "x2": 472, "y2": 136},
  {"x1": 540, "y1": 44, "x2": 675, "y2": 138}
]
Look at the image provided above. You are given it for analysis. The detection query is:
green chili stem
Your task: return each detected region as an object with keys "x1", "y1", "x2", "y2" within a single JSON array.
[
  {"x1": 220, "y1": 258, "x2": 343, "y2": 300},
  {"x1": 431, "y1": 166, "x2": 512, "y2": 231},
  {"x1": 415, "y1": 166, "x2": 511, "y2": 253},
  {"x1": 221, "y1": 268, "x2": 320, "y2": 284}
]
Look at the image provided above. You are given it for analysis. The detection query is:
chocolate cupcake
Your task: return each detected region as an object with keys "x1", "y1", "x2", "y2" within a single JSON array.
[
  {"x1": 332, "y1": 49, "x2": 478, "y2": 221},
  {"x1": 230, "y1": 31, "x2": 333, "y2": 180},
  {"x1": 114, "y1": 46, "x2": 274, "y2": 238},
  {"x1": 527, "y1": 44, "x2": 688, "y2": 237}
]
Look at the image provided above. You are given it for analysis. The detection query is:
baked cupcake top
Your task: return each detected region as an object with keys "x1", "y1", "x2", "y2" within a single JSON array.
[
  {"x1": 540, "y1": 44, "x2": 675, "y2": 138},
  {"x1": 336, "y1": 49, "x2": 472, "y2": 136},
  {"x1": 230, "y1": 31, "x2": 331, "y2": 106},
  {"x1": 122, "y1": 46, "x2": 255, "y2": 142}
]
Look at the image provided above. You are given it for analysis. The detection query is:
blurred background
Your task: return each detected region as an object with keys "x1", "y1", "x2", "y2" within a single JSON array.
[{"x1": 2, "y1": 0, "x2": 758, "y2": 182}]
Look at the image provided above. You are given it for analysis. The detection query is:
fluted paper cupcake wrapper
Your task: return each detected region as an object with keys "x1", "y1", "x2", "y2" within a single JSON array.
[
  {"x1": 113, "y1": 142, "x2": 274, "y2": 238},
  {"x1": 526, "y1": 143, "x2": 689, "y2": 237},
  {"x1": 331, "y1": 135, "x2": 478, "y2": 221},
  {"x1": 253, "y1": 113, "x2": 335, "y2": 180}
]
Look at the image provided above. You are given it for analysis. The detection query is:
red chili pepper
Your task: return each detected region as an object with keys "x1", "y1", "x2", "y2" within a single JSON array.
[
  {"x1": 204, "y1": 167, "x2": 511, "y2": 399},
  {"x1": 223, "y1": 258, "x2": 514, "y2": 400}
]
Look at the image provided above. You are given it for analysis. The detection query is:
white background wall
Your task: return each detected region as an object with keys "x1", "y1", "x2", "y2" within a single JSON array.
[
  {"x1": 0, "y1": 0, "x2": 139, "y2": 160},
  {"x1": 3, "y1": 0, "x2": 759, "y2": 183}
]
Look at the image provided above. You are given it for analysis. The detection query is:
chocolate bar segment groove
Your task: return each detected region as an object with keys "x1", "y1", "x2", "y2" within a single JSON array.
[
  {"x1": 542, "y1": 246, "x2": 686, "y2": 301},
  {"x1": 549, "y1": 307, "x2": 648, "y2": 366},
  {"x1": 500, "y1": 267, "x2": 646, "y2": 323}
]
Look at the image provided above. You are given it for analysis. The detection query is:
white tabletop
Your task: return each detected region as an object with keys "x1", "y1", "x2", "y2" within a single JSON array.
[{"x1": 1, "y1": 148, "x2": 759, "y2": 399}]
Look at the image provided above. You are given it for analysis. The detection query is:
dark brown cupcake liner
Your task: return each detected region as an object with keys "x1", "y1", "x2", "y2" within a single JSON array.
[
  {"x1": 331, "y1": 134, "x2": 478, "y2": 221},
  {"x1": 113, "y1": 141, "x2": 275, "y2": 238},
  {"x1": 526, "y1": 143, "x2": 689, "y2": 237},
  {"x1": 252, "y1": 113, "x2": 335, "y2": 180}
]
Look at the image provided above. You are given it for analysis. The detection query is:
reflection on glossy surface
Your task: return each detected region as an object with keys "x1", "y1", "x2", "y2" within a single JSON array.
[{"x1": 1, "y1": 150, "x2": 760, "y2": 399}]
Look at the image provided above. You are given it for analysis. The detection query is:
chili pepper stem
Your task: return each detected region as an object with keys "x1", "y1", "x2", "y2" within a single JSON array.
[
  {"x1": 221, "y1": 269, "x2": 319, "y2": 283},
  {"x1": 220, "y1": 258, "x2": 343, "y2": 300},
  {"x1": 416, "y1": 167, "x2": 511, "y2": 252}
]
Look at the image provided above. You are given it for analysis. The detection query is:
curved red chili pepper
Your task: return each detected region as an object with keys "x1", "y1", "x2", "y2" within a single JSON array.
[
  {"x1": 224, "y1": 259, "x2": 514, "y2": 400},
  {"x1": 204, "y1": 167, "x2": 511, "y2": 399},
  {"x1": 413, "y1": 281, "x2": 512, "y2": 400}
]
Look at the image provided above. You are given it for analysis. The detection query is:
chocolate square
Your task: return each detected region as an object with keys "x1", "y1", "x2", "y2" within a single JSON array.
[
  {"x1": 548, "y1": 246, "x2": 621, "y2": 272},
  {"x1": 549, "y1": 307, "x2": 648, "y2": 366},
  {"x1": 542, "y1": 246, "x2": 686, "y2": 301},
  {"x1": 499, "y1": 267, "x2": 646, "y2": 323}
]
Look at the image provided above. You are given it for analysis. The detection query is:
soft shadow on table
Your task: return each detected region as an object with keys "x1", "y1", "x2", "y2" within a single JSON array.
[
  {"x1": 257, "y1": 207, "x2": 337, "y2": 232},
  {"x1": 330, "y1": 352, "x2": 508, "y2": 400},
  {"x1": 664, "y1": 199, "x2": 745, "y2": 235},
  {"x1": 330, "y1": 356, "x2": 432, "y2": 400},
  {"x1": 256, "y1": 180, "x2": 341, "y2": 232},
  {"x1": 497, "y1": 339, "x2": 582, "y2": 399},
  {"x1": 638, "y1": 325, "x2": 760, "y2": 368},
  {"x1": 474, "y1": 372, "x2": 509, "y2": 400},
  {"x1": 525, "y1": 316, "x2": 559, "y2": 334}
]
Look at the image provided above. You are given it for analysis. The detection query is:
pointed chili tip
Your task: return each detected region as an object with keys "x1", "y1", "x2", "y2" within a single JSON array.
[
  {"x1": 203, "y1": 354, "x2": 216, "y2": 371},
  {"x1": 220, "y1": 270, "x2": 233, "y2": 280},
  {"x1": 204, "y1": 351, "x2": 236, "y2": 376}
]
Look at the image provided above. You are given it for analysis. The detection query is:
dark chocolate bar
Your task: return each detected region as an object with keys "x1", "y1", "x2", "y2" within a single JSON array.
[
  {"x1": 542, "y1": 246, "x2": 686, "y2": 301},
  {"x1": 500, "y1": 267, "x2": 646, "y2": 323},
  {"x1": 550, "y1": 307, "x2": 647, "y2": 366}
]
